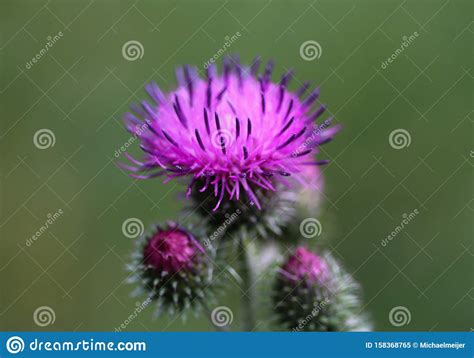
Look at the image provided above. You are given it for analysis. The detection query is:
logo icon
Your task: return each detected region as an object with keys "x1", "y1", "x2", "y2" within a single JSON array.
[
  {"x1": 6, "y1": 336, "x2": 25, "y2": 354},
  {"x1": 33, "y1": 306, "x2": 56, "y2": 327},
  {"x1": 299, "y1": 40, "x2": 322, "y2": 61},
  {"x1": 122, "y1": 218, "x2": 145, "y2": 239},
  {"x1": 210, "y1": 306, "x2": 233, "y2": 327},
  {"x1": 389, "y1": 129, "x2": 411, "y2": 149},
  {"x1": 122, "y1": 40, "x2": 144, "y2": 61},
  {"x1": 211, "y1": 129, "x2": 233, "y2": 151},
  {"x1": 389, "y1": 306, "x2": 411, "y2": 327},
  {"x1": 299, "y1": 218, "x2": 322, "y2": 238},
  {"x1": 33, "y1": 129, "x2": 56, "y2": 149}
]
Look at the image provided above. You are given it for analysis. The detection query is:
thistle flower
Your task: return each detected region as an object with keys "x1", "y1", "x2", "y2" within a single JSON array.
[
  {"x1": 120, "y1": 56, "x2": 339, "y2": 212},
  {"x1": 128, "y1": 222, "x2": 215, "y2": 317},
  {"x1": 272, "y1": 248, "x2": 371, "y2": 331}
]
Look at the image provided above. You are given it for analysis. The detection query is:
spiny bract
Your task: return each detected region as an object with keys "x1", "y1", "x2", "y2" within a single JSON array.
[{"x1": 272, "y1": 248, "x2": 371, "y2": 332}]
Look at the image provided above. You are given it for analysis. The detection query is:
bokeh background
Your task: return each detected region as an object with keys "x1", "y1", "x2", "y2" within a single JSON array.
[{"x1": 1, "y1": 0, "x2": 472, "y2": 331}]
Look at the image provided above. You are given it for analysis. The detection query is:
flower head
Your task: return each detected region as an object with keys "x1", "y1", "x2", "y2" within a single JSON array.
[
  {"x1": 120, "y1": 56, "x2": 339, "y2": 210},
  {"x1": 272, "y1": 250, "x2": 371, "y2": 331},
  {"x1": 128, "y1": 222, "x2": 215, "y2": 316},
  {"x1": 281, "y1": 247, "x2": 328, "y2": 284},
  {"x1": 143, "y1": 226, "x2": 203, "y2": 274}
]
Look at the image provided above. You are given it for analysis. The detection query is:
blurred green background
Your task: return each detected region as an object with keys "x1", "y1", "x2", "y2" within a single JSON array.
[{"x1": 1, "y1": 0, "x2": 472, "y2": 331}]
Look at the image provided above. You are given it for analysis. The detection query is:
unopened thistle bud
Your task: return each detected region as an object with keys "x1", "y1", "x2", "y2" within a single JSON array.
[
  {"x1": 128, "y1": 222, "x2": 215, "y2": 317},
  {"x1": 272, "y1": 247, "x2": 371, "y2": 331}
]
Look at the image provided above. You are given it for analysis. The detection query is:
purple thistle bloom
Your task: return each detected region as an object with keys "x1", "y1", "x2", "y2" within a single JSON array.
[{"x1": 120, "y1": 56, "x2": 339, "y2": 210}]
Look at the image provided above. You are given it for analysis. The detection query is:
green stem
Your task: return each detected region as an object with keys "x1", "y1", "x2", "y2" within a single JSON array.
[{"x1": 238, "y1": 235, "x2": 256, "y2": 331}]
